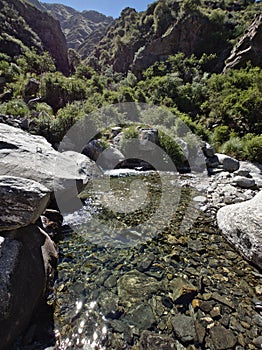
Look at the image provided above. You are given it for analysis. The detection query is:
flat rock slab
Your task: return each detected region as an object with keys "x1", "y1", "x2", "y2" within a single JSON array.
[
  {"x1": 0, "y1": 123, "x2": 96, "y2": 191},
  {"x1": 217, "y1": 190, "x2": 262, "y2": 269},
  {"x1": 0, "y1": 176, "x2": 50, "y2": 232}
]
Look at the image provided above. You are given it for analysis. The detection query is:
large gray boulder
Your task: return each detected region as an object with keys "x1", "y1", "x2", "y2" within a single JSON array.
[
  {"x1": 217, "y1": 191, "x2": 262, "y2": 269},
  {"x1": 0, "y1": 225, "x2": 57, "y2": 350},
  {"x1": 0, "y1": 123, "x2": 95, "y2": 191},
  {"x1": 216, "y1": 153, "x2": 240, "y2": 173},
  {"x1": 0, "y1": 176, "x2": 50, "y2": 232}
]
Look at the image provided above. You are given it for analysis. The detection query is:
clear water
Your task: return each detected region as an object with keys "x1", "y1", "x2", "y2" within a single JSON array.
[{"x1": 51, "y1": 172, "x2": 261, "y2": 349}]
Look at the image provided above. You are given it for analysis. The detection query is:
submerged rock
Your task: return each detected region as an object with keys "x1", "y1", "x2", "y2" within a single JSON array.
[
  {"x1": 172, "y1": 314, "x2": 196, "y2": 343},
  {"x1": 117, "y1": 270, "x2": 162, "y2": 307},
  {"x1": 217, "y1": 190, "x2": 262, "y2": 269},
  {"x1": 139, "y1": 330, "x2": 176, "y2": 349},
  {"x1": 209, "y1": 325, "x2": 237, "y2": 349}
]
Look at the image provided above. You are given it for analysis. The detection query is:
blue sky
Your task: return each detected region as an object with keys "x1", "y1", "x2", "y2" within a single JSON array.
[{"x1": 42, "y1": 0, "x2": 153, "y2": 18}]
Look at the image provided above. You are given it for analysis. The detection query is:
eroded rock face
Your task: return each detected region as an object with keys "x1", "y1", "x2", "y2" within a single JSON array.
[
  {"x1": 0, "y1": 123, "x2": 96, "y2": 191},
  {"x1": 0, "y1": 176, "x2": 50, "y2": 232},
  {"x1": 217, "y1": 190, "x2": 262, "y2": 269},
  {"x1": 224, "y1": 14, "x2": 262, "y2": 72},
  {"x1": 0, "y1": 225, "x2": 57, "y2": 350}
]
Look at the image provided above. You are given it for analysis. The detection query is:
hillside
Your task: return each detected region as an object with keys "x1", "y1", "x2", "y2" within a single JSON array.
[
  {"x1": 87, "y1": 0, "x2": 262, "y2": 75},
  {"x1": 0, "y1": 0, "x2": 69, "y2": 74},
  {"x1": 25, "y1": 0, "x2": 113, "y2": 55}
]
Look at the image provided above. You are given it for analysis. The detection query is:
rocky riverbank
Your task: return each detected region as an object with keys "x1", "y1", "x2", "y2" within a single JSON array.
[{"x1": 0, "y1": 123, "x2": 96, "y2": 349}]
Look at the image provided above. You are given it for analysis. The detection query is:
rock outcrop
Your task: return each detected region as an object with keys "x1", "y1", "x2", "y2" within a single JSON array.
[
  {"x1": 224, "y1": 14, "x2": 262, "y2": 72},
  {"x1": 0, "y1": 176, "x2": 50, "y2": 231},
  {"x1": 0, "y1": 0, "x2": 70, "y2": 74},
  {"x1": 217, "y1": 190, "x2": 262, "y2": 269},
  {"x1": 0, "y1": 123, "x2": 95, "y2": 191},
  {"x1": 0, "y1": 123, "x2": 97, "y2": 348},
  {"x1": 0, "y1": 225, "x2": 57, "y2": 350}
]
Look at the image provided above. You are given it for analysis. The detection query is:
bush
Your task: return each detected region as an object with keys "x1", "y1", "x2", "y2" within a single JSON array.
[
  {"x1": 158, "y1": 129, "x2": 185, "y2": 167},
  {"x1": 212, "y1": 125, "x2": 230, "y2": 146},
  {"x1": 219, "y1": 137, "x2": 244, "y2": 159},
  {"x1": 244, "y1": 135, "x2": 262, "y2": 164},
  {"x1": 0, "y1": 99, "x2": 29, "y2": 117}
]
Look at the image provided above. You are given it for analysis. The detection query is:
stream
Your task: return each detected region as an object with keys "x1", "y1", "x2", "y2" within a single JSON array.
[{"x1": 50, "y1": 171, "x2": 262, "y2": 350}]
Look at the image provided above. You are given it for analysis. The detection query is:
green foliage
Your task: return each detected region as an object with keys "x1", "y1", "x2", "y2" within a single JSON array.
[
  {"x1": 16, "y1": 49, "x2": 55, "y2": 75},
  {"x1": 153, "y1": 0, "x2": 173, "y2": 36},
  {"x1": 244, "y1": 135, "x2": 262, "y2": 164},
  {"x1": 40, "y1": 72, "x2": 88, "y2": 112},
  {"x1": 212, "y1": 125, "x2": 230, "y2": 146},
  {"x1": 219, "y1": 134, "x2": 262, "y2": 163},
  {"x1": 0, "y1": 99, "x2": 29, "y2": 117},
  {"x1": 158, "y1": 129, "x2": 185, "y2": 166},
  {"x1": 219, "y1": 136, "x2": 244, "y2": 159},
  {"x1": 202, "y1": 66, "x2": 262, "y2": 135},
  {"x1": 123, "y1": 125, "x2": 139, "y2": 139}
]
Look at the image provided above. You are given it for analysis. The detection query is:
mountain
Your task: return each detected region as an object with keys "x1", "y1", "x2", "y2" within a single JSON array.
[
  {"x1": 0, "y1": 0, "x2": 70, "y2": 74},
  {"x1": 87, "y1": 0, "x2": 262, "y2": 75},
  {"x1": 25, "y1": 0, "x2": 113, "y2": 56}
]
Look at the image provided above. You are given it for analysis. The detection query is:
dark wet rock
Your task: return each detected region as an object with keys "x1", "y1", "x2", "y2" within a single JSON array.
[
  {"x1": 98, "y1": 290, "x2": 119, "y2": 318},
  {"x1": 0, "y1": 225, "x2": 57, "y2": 350},
  {"x1": 123, "y1": 303, "x2": 155, "y2": 329},
  {"x1": 23, "y1": 78, "x2": 40, "y2": 101},
  {"x1": 104, "y1": 274, "x2": 117, "y2": 289},
  {"x1": 0, "y1": 176, "x2": 50, "y2": 232},
  {"x1": 172, "y1": 314, "x2": 196, "y2": 343},
  {"x1": 216, "y1": 153, "x2": 240, "y2": 173},
  {"x1": 233, "y1": 175, "x2": 256, "y2": 189},
  {"x1": 211, "y1": 293, "x2": 235, "y2": 310},
  {"x1": 117, "y1": 270, "x2": 162, "y2": 307},
  {"x1": 139, "y1": 330, "x2": 176, "y2": 349},
  {"x1": 217, "y1": 191, "x2": 262, "y2": 269},
  {"x1": 253, "y1": 336, "x2": 262, "y2": 349},
  {"x1": 136, "y1": 253, "x2": 155, "y2": 272},
  {"x1": 209, "y1": 325, "x2": 237, "y2": 349},
  {"x1": 202, "y1": 142, "x2": 215, "y2": 158},
  {"x1": 199, "y1": 301, "x2": 213, "y2": 313},
  {"x1": 169, "y1": 277, "x2": 197, "y2": 304},
  {"x1": 195, "y1": 319, "x2": 206, "y2": 344}
]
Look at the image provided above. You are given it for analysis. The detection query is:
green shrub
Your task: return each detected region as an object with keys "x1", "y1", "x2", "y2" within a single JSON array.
[
  {"x1": 158, "y1": 129, "x2": 185, "y2": 167},
  {"x1": 219, "y1": 137, "x2": 244, "y2": 159},
  {"x1": 212, "y1": 125, "x2": 230, "y2": 146},
  {"x1": 244, "y1": 135, "x2": 262, "y2": 164},
  {"x1": 123, "y1": 125, "x2": 139, "y2": 139},
  {"x1": 0, "y1": 99, "x2": 29, "y2": 117}
]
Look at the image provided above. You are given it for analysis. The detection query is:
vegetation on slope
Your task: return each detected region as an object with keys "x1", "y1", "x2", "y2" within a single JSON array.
[{"x1": 0, "y1": 0, "x2": 261, "y2": 163}]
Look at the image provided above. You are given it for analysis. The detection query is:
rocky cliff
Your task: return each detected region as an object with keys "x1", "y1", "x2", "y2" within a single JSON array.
[
  {"x1": 0, "y1": 0, "x2": 70, "y2": 75},
  {"x1": 25, "y1": 0, "x2": 113, "y2": 57},
  {"x1": 224, "y1": 13, "x2": 262, "y2": 72},
  {"x1": 87, "y1": 1, "x2": 261, "y2": 75}
]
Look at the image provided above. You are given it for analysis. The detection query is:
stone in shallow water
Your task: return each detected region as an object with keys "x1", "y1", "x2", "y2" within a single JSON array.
[
  {"x1": 139, "y1": 330, "x2": 176, "y2": 349},
  {"x1": 171, "y1": 314, "x2": 196, "y2": 343},
  {"x1": 123, "y1": 303, "x2": 155, "y2": 329},
  {"x1": 209, "y1": 325, "x2": 237, "y2": 349},
  {"x1": 169, "y1": 277, "x2": 197, "y2": 304},
  {"x1": 253, "y1": 335, "x2": 262, "y2": 348},
  {"x1": 117, "y1": 269, "x2": 162, "y2": 307}
]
